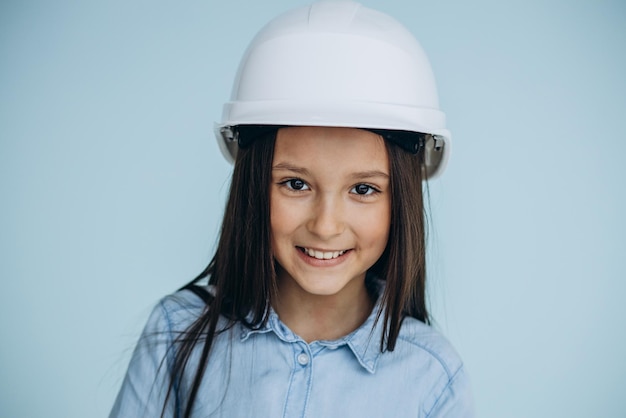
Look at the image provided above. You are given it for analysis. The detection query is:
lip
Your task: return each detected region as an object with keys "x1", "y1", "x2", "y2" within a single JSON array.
[{"x1": 296, "y1": 246, "x2": 352, "y2": 267}]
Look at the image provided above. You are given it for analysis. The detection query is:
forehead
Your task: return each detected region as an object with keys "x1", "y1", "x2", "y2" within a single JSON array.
[{"x1": 273, "y1": 127, "x2": 389, "y2": 171}]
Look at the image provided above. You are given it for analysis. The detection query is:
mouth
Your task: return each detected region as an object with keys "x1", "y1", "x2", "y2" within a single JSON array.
[{"x1": 297, "y1": 246, "x2": 350, "y2": 260}]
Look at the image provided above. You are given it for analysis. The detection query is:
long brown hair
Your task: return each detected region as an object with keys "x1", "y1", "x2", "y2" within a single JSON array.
[{"x1": 162, "y1": 128, "x2": 429, "y2": 418}]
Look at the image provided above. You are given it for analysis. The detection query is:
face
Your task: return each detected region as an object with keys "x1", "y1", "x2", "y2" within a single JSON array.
[{"x1": 270, "y1": 126, "x2": 391, "y2": 304}]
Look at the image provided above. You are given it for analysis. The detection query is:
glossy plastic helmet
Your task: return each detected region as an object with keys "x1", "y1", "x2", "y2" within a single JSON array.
[{"x1": 215, "y1": 0, "x2": 451, "y2": 178}]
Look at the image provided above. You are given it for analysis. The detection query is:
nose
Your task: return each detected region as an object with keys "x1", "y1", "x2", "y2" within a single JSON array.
[{"x1": 306, "y1": 193, "x2": 345, "y2": 239}]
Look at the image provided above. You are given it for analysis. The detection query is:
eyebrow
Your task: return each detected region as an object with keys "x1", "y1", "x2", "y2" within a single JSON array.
[
  {"x1": 349, "y1": 170, "x2": 390, "y2": 180},
  {"x1": 272, "y1": 163, "x2": 389, "y2": 179},
  {"x1": 272, "y1": 163, "x2": 311, "y2": 176}
]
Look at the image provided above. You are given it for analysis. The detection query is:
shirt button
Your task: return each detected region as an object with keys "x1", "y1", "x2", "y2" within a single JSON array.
[{"x1": 297, "y1": 353, "x2": 310, "y2": 366}]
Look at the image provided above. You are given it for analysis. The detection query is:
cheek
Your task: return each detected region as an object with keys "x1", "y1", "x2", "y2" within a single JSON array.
[
  {"x1": 370, "y1": 221, "x2": 391, "y2": 250},
  {"x1": 378, "y1": 198, "x2": 392, "y2": 242},
  {"x1": 356, "y1": 203, "x2": 391, "y2": 249},
  {"x1": 269, "y1": 188, "x2": 282, "y2": 231},
  {"x1": 270, "y1": 194, "x2": 299, "y2": 241},
  {"x1": 269, "y1": 191, "x2": 280, "y2": 254}
]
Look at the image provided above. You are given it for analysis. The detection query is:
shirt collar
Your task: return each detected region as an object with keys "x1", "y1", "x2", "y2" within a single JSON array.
[{"x1": 240, "y1": 282, "x2": 386, "y2": 374}]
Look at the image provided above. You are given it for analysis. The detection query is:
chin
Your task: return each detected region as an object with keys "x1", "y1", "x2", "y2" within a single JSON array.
[{"x1": 290, "y1": 272, "x2": 365, "y2": 299}]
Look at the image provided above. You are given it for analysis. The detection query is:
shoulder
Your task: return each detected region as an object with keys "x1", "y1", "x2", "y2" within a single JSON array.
[
  {"x1": 393, "y1": 318, "x2": 474, "y2": 417},
  {"x1": 395, "y1": 317, "x2": 464, "y2": 379},
  {"x1": 109, "y1": 288, "x2": 212, "y2": 417},
  {"x1": 144, "y1": 287, "x2": 210, "y2": 334}
]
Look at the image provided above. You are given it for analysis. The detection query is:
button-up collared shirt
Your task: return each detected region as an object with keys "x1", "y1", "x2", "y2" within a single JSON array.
[{"x1": 110, "y1": 287, "x2": 474, "y2": 417}]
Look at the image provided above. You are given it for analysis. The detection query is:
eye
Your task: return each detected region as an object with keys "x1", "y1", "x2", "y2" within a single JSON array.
[
  {"x1": 282, "y1": 178, "x2": 310, "y2": 191},
  {"x1": 351, "y1": 184, "x2": 377, "y2": 195}
]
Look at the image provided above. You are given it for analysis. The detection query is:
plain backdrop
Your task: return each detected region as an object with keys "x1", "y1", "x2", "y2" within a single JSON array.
[{"x1": 1, "y1": 0, "x2": 625, "y2": 417}]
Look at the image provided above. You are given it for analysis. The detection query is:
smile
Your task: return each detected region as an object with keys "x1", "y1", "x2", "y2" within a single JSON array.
[{"x1": 297, "y1": 247, "x2": 348, "y2": 260}]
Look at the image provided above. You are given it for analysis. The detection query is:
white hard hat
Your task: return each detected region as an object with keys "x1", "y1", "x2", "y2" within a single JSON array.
[{"x1": 215, "y1": 0, "x2": 451, "y2": 178}]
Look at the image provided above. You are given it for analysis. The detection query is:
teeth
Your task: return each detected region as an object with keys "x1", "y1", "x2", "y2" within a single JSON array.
[{"x1": 303, "y1": 248, "x2": 347, "y2": 260}]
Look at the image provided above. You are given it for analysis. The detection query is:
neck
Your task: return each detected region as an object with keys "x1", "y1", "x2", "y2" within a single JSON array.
[{"x1": 273, "y1": 275, "x2": 374, "y2": 343}]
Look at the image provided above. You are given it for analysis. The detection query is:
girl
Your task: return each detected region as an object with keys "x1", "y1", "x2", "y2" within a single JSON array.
[{"x1": 110, "y1": 1, "x2": 474, "y2": 417}]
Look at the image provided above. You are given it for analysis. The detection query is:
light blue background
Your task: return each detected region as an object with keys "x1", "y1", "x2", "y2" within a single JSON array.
[{"x1": 1, "y1": 1, "x2": 625, "y2": 417}]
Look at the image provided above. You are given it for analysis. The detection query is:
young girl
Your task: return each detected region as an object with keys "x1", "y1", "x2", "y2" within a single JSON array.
[{"x1": 110, "y1": 1, "x2": 473, "y2": 417}]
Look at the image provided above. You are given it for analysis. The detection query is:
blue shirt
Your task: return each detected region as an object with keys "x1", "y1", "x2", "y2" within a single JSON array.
[{"x1": 110, "y1": 287, "x2": 474, "y2": 417}]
